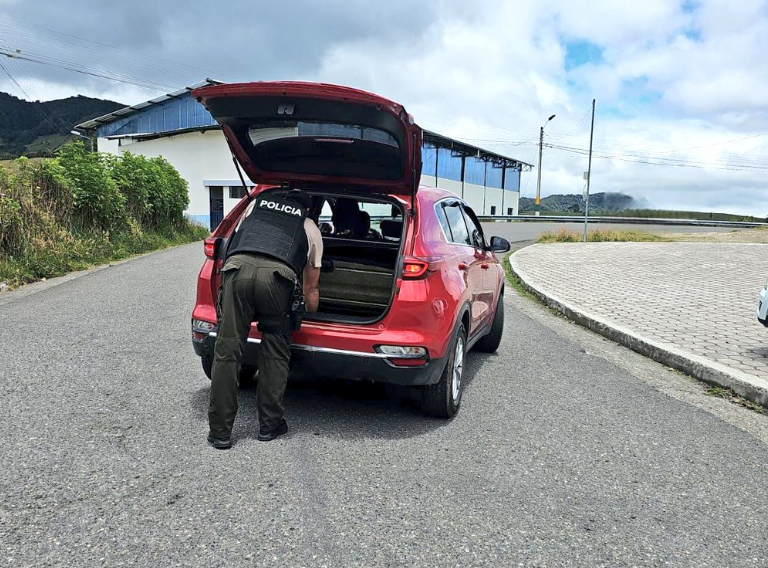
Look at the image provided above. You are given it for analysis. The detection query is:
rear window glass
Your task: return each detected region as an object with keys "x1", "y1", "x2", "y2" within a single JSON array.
[
  {"x1": 313, "y1": 196, "x2": 402, "y2": 242},
  {"x1": 436, "y1": 205, "x2": 452, "y2": 241},
  {"x1": 248, "y1": 122, "x2": 398, "y2": 147},
  {"x1": 443, "y1": 203, "x2": 471, "y2": 245},
  {"x1": 245, "y1": 121, "x2": 402, "y2": 181}
]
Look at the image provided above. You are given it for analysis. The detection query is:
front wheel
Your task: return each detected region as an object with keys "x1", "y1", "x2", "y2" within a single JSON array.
[{"x1": 421, "y1": 323, "x2": 467, "y2": 418}]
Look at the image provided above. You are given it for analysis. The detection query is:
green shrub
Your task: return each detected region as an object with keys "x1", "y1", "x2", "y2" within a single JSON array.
[
  {"x1": 107, "y1": 151, "x2": 153, "y2": 226},
  {"x1": 0, "y1": 195, "x2": 23, "y2": 254},
  {"x1": 107, "y1": 152, "x2": 189, "y2": 229},
  {"x1": 0, "y1": 144, "x2": 205, "y2": 288},
  {"x1": 57, "y1": 141, "x2": 125, "y2": 232},
  {"x1": 146, "y1": 155, "x2": 189, "y2": 228}
]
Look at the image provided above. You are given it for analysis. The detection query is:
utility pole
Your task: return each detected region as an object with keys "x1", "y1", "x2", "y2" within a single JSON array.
[
  {"x1": 535, "y1": 114, "x2": 556, "y2": 216},
  {"x1": 583, "y1": 99, "x2": 596, "y2": 242}
]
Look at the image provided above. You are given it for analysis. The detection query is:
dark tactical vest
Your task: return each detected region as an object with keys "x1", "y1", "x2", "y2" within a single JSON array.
[{"x1": 226, "y1": 195, "x2": 309, "y2": 276}]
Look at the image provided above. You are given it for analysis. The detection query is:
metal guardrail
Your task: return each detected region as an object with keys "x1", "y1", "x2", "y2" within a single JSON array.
[{"x1": 477, "y1": 215, "x2": 768, "y2": 228}]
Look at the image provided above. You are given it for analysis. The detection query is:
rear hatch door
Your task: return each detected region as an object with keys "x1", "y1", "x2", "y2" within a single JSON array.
[{"x1": 193, "y1": 82, "x2": 422, "y2": 197}]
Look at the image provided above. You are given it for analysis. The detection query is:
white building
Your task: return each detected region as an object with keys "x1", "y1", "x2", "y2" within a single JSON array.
[{"x1": 77, "y1": 80, "x2": 532, "y2": 231}]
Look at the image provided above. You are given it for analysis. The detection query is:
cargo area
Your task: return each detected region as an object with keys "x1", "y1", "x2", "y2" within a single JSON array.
[{"x1": 308, "y1": 194, "x2": 405, "y2": 323}]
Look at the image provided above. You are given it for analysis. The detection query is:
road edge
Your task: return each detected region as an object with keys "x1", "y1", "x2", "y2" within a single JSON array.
[
  {"x1": 509, "y1": 247, "x2": 768, "y2": 409},
  {"x1": 0, "y1": 241, "x2": 202, "y2": 307}
]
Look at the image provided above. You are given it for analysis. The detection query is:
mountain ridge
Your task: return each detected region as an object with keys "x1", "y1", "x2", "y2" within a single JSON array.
[
  {"x1": 0, "y1": 91, "x2": 124, "y2": 158},
  {"x1": 519, "y1": 192, "x2": 641, "y2": 213}
]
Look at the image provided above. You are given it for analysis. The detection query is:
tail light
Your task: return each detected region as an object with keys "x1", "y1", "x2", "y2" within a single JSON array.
[
  {"x1": 204, "y1": 237, "x2": 221, "y2": 260},
  {"x1": 401, "y1": 257, "x2": 442, "y2": 280}
]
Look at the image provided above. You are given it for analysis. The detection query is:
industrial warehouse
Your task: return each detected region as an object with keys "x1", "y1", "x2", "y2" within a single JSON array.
[{"x1": 77, "y1": 80, "x2": 532, "y2": 231}]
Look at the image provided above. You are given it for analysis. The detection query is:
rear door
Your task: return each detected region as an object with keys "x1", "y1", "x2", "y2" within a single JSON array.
[
  {"x1": 192, "y1": 82, "x2": 422, "y2": 197},
  {"x1": 460, "y1": 204, "x2": 496, "y2": 328},
  {"x1": 440, "y1": 200, "x2": 490, "y2": 337}
]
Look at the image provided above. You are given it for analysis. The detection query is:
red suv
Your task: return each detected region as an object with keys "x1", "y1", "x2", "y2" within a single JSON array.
[{"x1": 190, "y1": 82, "x2": 510, "y2": 417}]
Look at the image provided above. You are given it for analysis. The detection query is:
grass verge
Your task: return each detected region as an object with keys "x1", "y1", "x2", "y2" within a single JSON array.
[
  {"x1": 706, "y1": 386, "x2": 768, "y2": 415},
  {"x1": 0, "y1": 220, "x2": 209, "y2": 289},
  {"x1": 537, "y1": 228, "x2": 672, "y2": 243},
  {"x1": 503, "y1": 252, "x2": 537, "y2": 301}
]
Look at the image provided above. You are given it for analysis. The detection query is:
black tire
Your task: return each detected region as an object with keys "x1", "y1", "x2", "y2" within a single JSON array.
[
  {"x1": 238, "y1": 367, "x2": 258, "y2": 388},
  {"x1": 201, "y1": 355, "x2": 213, "y2": 379},
  {"x1": 200, "y1": 355, "x2": 257, "y2": 388},
  {"x1": 474, "y1": 296, "x2": 504, "y2": 353},
  {"x1": 421, "y1": 323, "x2": 467, "y2": 418}
]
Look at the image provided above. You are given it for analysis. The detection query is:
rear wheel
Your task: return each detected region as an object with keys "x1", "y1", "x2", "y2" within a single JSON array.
[
  {"x1": 201, "y1": 355, "x2": 257, "y2": 388},
  {"x1": 201, "y1": 355, "x2": 213, "y2": 379},
  {"x1": 474, "y1": 296, "x2": 504, "y2": 353},
  {"x1": 421, "y1": 323, "x2": 466, "y2": 418}
]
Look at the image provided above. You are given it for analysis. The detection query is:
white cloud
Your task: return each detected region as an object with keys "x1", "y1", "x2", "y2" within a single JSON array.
[
  {"x1": 311, "y1": 0, "x2": 768, "y2": 216},
  {"x1": 0, "y1": 0, "x2": 766, "y2": 215}
]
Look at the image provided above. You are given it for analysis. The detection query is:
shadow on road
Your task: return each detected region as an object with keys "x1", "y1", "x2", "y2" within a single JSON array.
[{"x1": 190, "y1": 351, "x2": 491, "y2": 441}]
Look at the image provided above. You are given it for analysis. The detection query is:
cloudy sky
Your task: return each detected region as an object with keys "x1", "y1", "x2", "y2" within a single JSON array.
[{"x1": 0, "y1": 0, "x2": 766, "y2": 215}]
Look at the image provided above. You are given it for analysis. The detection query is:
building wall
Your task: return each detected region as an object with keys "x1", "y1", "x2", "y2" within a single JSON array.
[
  {"x1": 439, "y1": 178, "x2": 464, "y2": 199},
  {"x1": 97, "y1": 138, "x2": 121, "y2": 155},
  {"x1": 97, "y1": 129, "x2": 521, "y2": 229},
  {"x1": 99, "y1": 129, "x2": 248, "y2": 228},
  {"x1": 421, "y1": 174, "x2": 437, "y2": 187}
]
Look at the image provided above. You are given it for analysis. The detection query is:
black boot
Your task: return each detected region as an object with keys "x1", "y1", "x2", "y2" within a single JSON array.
[{"x1": 257, "y1": 420, "x2": 288, "y2": 442}]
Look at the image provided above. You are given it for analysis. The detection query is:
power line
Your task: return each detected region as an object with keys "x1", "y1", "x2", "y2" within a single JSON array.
[
  {"x1": 0, "y1": 16, "x2": 216, "y2": 91},
  {"x1": 0, "y1": 48, "x2": 176, "y2": 91},
  {"x1": 0, "y1": 16, "x2": 218, "y2": 78},
  {"x1": 545, "y1": 143, "x2": 768, "y2": 172},
  {"x1": 0, "y1": 38, "x2": 75, "y2": 133},
  {"x1": 0, "y1": 57, "x2": 68, "y2": 136},
  {"x1": 548, "y1": 104, "x2": 592, "y2": 141}
]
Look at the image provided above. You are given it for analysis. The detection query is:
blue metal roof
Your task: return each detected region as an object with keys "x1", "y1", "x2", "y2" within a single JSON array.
[{"x1": 75, "y1": 79, "x2": 222, "y2": 138}]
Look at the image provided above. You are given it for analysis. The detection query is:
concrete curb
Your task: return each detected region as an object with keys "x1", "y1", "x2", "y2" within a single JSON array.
[{"x1": 509, "y1": 249, "x2": 768, "y2": 409}]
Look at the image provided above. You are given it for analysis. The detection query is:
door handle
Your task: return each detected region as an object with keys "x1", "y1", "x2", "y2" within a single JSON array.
[
  {"x1": 481, "y1": 263, "x2": 489, "y2": 269},
  {"x1": 458, "y1": 262, "x2": 469, "y2": 271}
]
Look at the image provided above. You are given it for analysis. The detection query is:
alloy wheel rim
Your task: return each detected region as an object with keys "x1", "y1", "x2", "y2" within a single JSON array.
[{"x1": 451, "y1": 336, "x2": 464, "y2": 402}]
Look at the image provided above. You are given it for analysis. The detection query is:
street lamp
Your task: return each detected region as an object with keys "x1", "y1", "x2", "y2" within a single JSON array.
[
  {"x1": 535, "y1": 114, "x2": 556, "y2": 216},
  {"x1": 70, "y1": 130, "x2": 94, "y2": 152}
]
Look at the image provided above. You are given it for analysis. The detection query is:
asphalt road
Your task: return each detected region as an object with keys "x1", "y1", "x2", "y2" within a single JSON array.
[{"x1": 2, "y1": 242, "x2": 767, "y2": 567}]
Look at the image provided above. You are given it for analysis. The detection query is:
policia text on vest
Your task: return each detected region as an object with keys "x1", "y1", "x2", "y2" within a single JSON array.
[{"x1": 207, "y1": 190, "x2": 323, "y2": 448}]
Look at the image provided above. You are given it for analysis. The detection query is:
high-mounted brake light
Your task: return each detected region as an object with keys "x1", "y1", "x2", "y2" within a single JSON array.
[
  {"x1": 401, "y1": 257, "x2": 430, "y2": 279},
  {"x1": 314, "y1": 138, "x2": 354, "y2": 144},
  {"x1": 204, "y1": 237, "x2": 220, "y2": 259}
]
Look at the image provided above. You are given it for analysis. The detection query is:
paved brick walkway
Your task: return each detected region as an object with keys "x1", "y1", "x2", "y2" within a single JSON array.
[{"x1": 511, "y1": 242, "x2": 768, "y2": 404}]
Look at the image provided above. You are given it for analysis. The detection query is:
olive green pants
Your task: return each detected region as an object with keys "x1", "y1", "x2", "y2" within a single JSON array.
[{"x1": 208, "y1": 254, "x2": 295, "y2": 438}]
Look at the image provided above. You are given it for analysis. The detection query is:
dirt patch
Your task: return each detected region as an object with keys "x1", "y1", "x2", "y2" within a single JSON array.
[{"x1": 661, "y1": 227, "x2": 768, "y2": 244}]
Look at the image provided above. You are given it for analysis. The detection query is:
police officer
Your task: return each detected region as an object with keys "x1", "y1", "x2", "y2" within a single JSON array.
[{"x1": 207, "y1": 189, "x2": 323, "y2": 449}]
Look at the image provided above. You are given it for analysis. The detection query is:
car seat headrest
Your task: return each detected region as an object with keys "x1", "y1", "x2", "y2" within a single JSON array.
[{"x1": 380, "y1": 219, "x2": 403, "y2": 239}]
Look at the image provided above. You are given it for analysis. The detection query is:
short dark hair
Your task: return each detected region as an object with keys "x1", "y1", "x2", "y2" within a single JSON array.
[{"x1": 285, "y1": 189, "x2": 312, "y2": 210}]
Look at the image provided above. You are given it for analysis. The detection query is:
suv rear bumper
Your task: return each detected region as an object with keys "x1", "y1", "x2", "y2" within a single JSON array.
[{"x1": 193, "y1": 333, "x2": 446, "y2": 386}]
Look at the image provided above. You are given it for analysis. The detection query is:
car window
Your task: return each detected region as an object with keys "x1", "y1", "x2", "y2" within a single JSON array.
[
  {"x1": 435, "y1": 204, "x2": 453, "y2": 241},
  {"x1": 443, "y1": 202, "x2": 471, "y2": 245},
  {"x1": 461, "y1": 205, "x2": 486, "y2": 249}
]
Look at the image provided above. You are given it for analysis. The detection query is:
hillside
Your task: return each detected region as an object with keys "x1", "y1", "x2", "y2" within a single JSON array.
[
  {"x1": 0, "y1": 92, "x2": 124, "y2": 158},
  {"x1": 519, "y1": 192, "x2": 639, "y2": 213}
]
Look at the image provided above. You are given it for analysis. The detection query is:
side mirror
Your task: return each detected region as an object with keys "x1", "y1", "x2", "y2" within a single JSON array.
[{"x1": 489, "y1": 236, "x2": 510, "y2": 253}]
